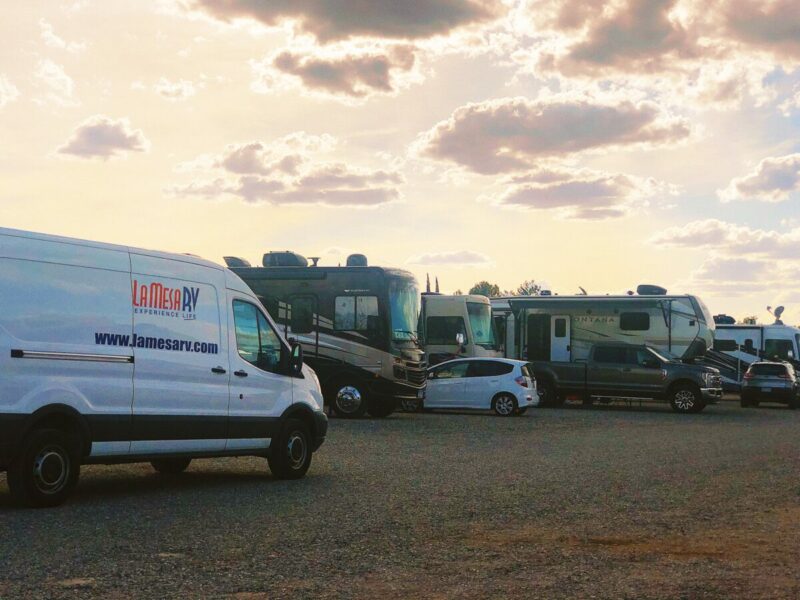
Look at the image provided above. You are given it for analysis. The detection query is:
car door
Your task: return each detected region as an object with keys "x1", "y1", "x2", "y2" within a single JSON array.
[
  {"x1": 426, "y1": 361, "x2": 469, "y2": 408},
  {"x1": 623, "y1": 348, "x2": 663, "y2": 398},
  {"x1": 465, "y1": 361, "x2": 505, "y2": 408},
  {"x1": 588, "y1": 346, "x2": 627, "y2": 397},
  {"x1": 227, "y1": 298, "x2": 294, "y2": 451}
]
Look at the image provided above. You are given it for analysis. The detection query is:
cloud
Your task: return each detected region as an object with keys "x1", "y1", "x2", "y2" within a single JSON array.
[
  {"x1": 39, "y1": 19, "x2": 86, "y2": 53},
  {"x1": 718, "y1": 154, "x2": 800, "y2": 203},
  {"x1": 34, "y1": 59, "x2": 78, "y2": 107},
  {"x1": 253, "y1": 44, "x2": 420, "y2": 101},
  {"x1": 417, "y1": 95, "x2": 691, "y2": 174},
  {"x1": 722, "y1": 0, "x2": 800, "y2": 61},
  {"x1": 57, "y1": 115, "x2": 150, "y2": 159},
  {"x1": 154, "y1": 77, "x2": 198, "y2": 101},
  {"x1": 0, "y1": 76, "x2": 20, "y2": 109},
  {"x1": 168, "y1": 133, "x2": 403, "y2": 207},
  {"x1": 486, "y1": 167, "x2": 673, "y2": 219},
  {"x1": 407, "y1": 250, "x2": 492, "y2": 266},
  {"x1": 189, "y1": 0, "x2": 505, "y2": 42}
]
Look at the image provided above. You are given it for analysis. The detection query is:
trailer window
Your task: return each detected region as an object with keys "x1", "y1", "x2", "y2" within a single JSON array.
[
  {"x1": 765, "y1": 339, "x2": 794, "y2": 360},
  {"x1": 335, "y1": 296, "x2": 379, "y2": 332},
  {"x1": 426, "y1": 316, "x2": 466, "y2": 345},
  {"x1": 713, "y1": 339, "x2": 738, "y2": 352},
  {"x1": 554, "y1": 318, "x2": 567, "y2": 338},
  {"x1": 620, "y1": 312, "x2": 650, "y2": 331}
]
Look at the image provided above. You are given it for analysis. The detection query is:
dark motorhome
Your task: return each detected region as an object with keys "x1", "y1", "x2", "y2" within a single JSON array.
[{"x1": 227, "y1": 252, "x2": 426, "y2": 418}]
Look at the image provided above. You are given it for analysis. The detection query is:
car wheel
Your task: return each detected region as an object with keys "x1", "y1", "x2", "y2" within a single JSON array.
[
  {"x1": 366, "y1": 398, "x2": 396, "y2": 418},
  {"x1": 268, "y1": 418, "x2": 312, "y2": 480},
  {"x1": 151, "y1": 458, "x2": 192, "y2": 474},
  {"x1": 330, "y1": 383, "x2": 368, "y2": 418},
  {"x1": 7, "y1": 428, "x2": 81, "y2": 508},
  {"x1": 492, "y1": 394, "x2": 517, "y2": 417},
  {"x1": 670, "y1": 384, "x2": 705, "y2": 414}
]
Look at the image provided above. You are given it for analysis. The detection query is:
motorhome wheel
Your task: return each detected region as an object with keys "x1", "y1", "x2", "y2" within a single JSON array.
[{"x1": 332, "y1": 384, "x2": 368, "y2": 418}]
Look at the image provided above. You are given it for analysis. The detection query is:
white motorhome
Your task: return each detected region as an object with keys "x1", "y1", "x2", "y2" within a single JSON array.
[
  {"x1": 418, "y1": 294, "x2": 502, "y2": 365},
  {"x1": 713, "y1": 323, "x2": 800, "y2": 385},
  {"x1": 0, "y1": 227, "x2": 327, "y2": 507},
  {"x1": 491, "y1": 289, "x2": 715, "y2": 363}
]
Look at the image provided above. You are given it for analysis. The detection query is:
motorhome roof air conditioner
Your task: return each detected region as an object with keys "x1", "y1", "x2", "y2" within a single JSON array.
[
  {"x1": 637, "y1": 284, "x2": 667, "y2": 295},
  {"x1": 346, "y1": 254, "x2": 368, "y2": 267},
  {"x1": 223, "y1": 256, "x2": 251, "y2": 268},
  {"x1": 263, "y1": 251, "x2": 308, "y2": 268},
  {"x1": 713, "y1": 314, "x2": 736, "y2": 325}
]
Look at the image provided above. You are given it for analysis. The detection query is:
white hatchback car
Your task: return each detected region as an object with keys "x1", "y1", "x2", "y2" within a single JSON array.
[{"x1": 423, "y1": 358, "x2": 538, "y2": 416}]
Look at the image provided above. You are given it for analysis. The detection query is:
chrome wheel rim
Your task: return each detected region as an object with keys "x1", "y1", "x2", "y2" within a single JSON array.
[
  {"x1": 286, "y1": 432, "x2": 307, "y2": 470},
  {"x1": 674, "y1": 390, "x2": 695, "y2": 411},
  {"x1": 335, "y1": 386, "x2": 363, "y2": 414},
  {"x1": 33, "y1": 445, "x2": 69, "y2": 495},
  {"x1": 496, "y1": 396, "x2": 515, "y2": 415}
]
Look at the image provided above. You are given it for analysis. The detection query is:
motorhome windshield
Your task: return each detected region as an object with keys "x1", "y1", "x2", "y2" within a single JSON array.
[
  {"x1": 389, "y1": 279, "x2": 420, "y2": 342},
  {"x1": 690, "y1": 295, "x2": 714, "y2": 325},
  {"x1": 467, "y1": 302, "x2": 496, "y2": 349}
]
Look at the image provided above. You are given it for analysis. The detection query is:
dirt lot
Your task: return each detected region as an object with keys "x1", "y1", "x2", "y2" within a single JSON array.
[{"x1": 1, "y1": 401, "x2": 799, "y2": 599}]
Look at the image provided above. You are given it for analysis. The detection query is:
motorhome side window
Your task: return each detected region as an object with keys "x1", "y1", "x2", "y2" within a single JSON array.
[
  {"x1": 620, "y1": 312, "x2": 650, "y2": 331},
  {"x1": 290, "y1": 296, "x2": 315, "y2": 334},
  {"x1": 713, "y1": 339, "x2": 738, "y2": 352},
  {"x1": 765, "y1": 338, "x2": 794, "y2": 360},
  {"x1": 233, "y1": 300, "x2": 282, "y2": 374},
  {"x1": 334, "y1": 296, "x2": 379, "y2": 332},
  {"x1": 426, "y1": 316, "x2": 466, "y2": 345}
]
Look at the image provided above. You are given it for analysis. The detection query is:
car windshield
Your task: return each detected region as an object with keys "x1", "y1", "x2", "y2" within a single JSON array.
[
  {"x1": 389, "y1": 278, "x2": 420, "y2": 342},
  {"x1": 467, "y1": 302, "x2": 497, "y2": 349}
]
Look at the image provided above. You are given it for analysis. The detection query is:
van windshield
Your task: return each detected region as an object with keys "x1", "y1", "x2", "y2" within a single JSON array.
[
  {"x1": 389, "y1": 278, "x2": 420, "y2": 342},
  {"x1": 467, "y1": 302, "x2": 497, "y2": 349}
]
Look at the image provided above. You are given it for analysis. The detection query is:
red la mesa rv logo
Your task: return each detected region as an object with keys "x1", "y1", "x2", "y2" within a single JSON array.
[{"x1": 132, "y1": 279, "x2": 199, "y2": 319}]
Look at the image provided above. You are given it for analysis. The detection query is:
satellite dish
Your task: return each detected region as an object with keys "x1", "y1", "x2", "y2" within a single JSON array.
[{"x1": 775, "y1": 306, "x2": 785, "y2": 319}]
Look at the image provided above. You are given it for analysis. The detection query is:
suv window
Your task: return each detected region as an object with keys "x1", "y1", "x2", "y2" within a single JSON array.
[
  {"x1": 426, "y1": 316, "x2": 467, "y2": 345},
  {"x1": 468, "y1": 361, "x2": 513, "y2": 377},
  {"x1": 594, "y1": 346, "x2": 627, "y2": 363},
  {"x1": 431, "y1": 361, "x2": 469, "y2": 379},
  {"x1": 749, "y1": 363, "x2": 790, "y2": 377},
  {"x1": 620, "y1": 312, "x2": 650, "y2": 331},
  {"x1": 233, "y1": 300, "x2": 283, "y2": 374}
]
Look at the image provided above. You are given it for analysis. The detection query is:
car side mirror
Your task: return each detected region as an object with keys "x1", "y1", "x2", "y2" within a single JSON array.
[{"x1": 427, "y1": 371, "x2": 435, "y2": 380}]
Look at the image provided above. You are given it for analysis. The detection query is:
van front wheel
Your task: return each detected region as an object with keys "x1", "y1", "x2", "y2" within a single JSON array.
[
  {"x1": 268, "y1": 419, "x2": 312, "y2": 480},
  {"x1": 151, "y1": 458, "x2": 192, "y2": 474},
  {"x1": 7, "y1": 428, "x2": 81, "y2": 508}
]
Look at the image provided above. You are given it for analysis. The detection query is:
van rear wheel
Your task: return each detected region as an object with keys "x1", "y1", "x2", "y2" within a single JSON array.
[
  {"x1": 268, "y1": 418, "x2": 312, "y2": 480},
  {"x1": 151, "y1": 458, "x2": 192, "y2": 474},
  {"x1": 7, "y1": 428, "x2": 81, "y2": 508},
  {"x1": 330, "y1": 383, "x2": 368, "y2": 418}
]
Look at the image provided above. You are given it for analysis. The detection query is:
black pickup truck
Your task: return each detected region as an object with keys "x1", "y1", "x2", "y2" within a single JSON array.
[{"x1": 531, "y1": 342, "x2": 723, "y2": 413}]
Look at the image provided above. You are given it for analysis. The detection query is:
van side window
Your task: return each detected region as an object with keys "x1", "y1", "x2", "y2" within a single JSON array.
[
  {"x1": 620, "y1": 312, "x2": 650, "y2": 331},
  {"x1": 426, "y1": 317, "x2": 467, "y2": 345},
  {"x1": 290, "y1": 296, "x2": 315, "y2": 334},
  {"x1": 334, "y1": 296, "x2": 379, "y2": 332},
  {"x1": 233, "y1": 300, "x2": 282, "y2": 374}
]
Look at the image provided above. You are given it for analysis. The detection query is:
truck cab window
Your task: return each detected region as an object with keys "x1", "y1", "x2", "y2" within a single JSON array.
[
  {"x1": 426, "y1": 316, "x2": 466, "y2": 345},
  {"x1": 594, "y1": 346, "x2": 626, "y2": 363},
  {"x1": 620, "y1": 312, "x2": 650, "y2": 331}
]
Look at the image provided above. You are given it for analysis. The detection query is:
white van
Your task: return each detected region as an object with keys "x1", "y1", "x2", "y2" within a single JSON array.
[{"x1": 0, "y1": 227, "x2": 327, "y2": 507}]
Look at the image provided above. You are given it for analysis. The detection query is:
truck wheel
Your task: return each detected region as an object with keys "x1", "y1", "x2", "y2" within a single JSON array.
[
  {"x1": 7, "y1": 428, "x2": 81, "y2": 508},
  {"x1": 740, "y1": 396, "x2": 749, "y2": 408},
  {"x1": 151, "y1": 458, "x2": 192, "y2": 474},
  {"x1": 366, "y1": 398, "x2": 396, "y2": 418},
  {"x1": 539, "y1": 381, "x2": 558, "y2": 407},
  {"x1": 670, "y1": 385, "x2": 705, "y2": 414},
  {"x1": 789, "y1": 395, "x2": 800, "y2": 410},
  {"x1": 492, "y1": 394, "x2": 517, "y2": 416},
  {"x1": 268, "y1": 418, "x2": 312, "y2": 480},
  {"x1": 330, "y1": 383, "x2": 368, "y2": 418}
]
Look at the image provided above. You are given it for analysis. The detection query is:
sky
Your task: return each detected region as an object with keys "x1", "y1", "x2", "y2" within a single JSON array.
[{"x1": 1, "y1": 0, "x2": 799, "y2": 323}]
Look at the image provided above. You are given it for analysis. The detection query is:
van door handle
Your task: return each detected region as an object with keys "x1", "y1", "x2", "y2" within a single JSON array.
[
  {"x1": 234, "y1": 370, "x2": 248, "y2": 377},
  {"x1": 211, "y1": 366, "x2": 227, "y2": 374}
]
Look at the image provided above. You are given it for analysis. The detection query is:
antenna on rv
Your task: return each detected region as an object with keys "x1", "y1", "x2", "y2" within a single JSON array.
[
  {"x1": 435, "y1": 277, "x2": 440, "y2": 294},
  {"x1": 308, "y1": 256, "x2": 320, "y2": 267},
  {"x1": 426, "y1": 273, "x2": 431, "y2": 294},
  {"x1": 578, "y1": 286, "x2": 587, "y2": 295}
]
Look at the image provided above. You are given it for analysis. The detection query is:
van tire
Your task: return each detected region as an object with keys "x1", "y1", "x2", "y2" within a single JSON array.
[
  {"x1": 366, "y1": 398, "x2": 396, "y2": 418},
  {"x1": 268, "y1": 419, "x2": 312, "y2": 480},
  {"x1": 7, "y1": 428, "x2": 81, "y2": 508},
  {"x1": 151, "y1": 458, "x2": 192, "y2": 474},
  {"x1": 330, "y1": 382, "x2": 368, "y2": 418},
  {"x1": 670, "y1": 384, "x2": 705, "y2": 414},
  {"x1": 492, "y1": 394, "x2": 517, "y2": 416}
]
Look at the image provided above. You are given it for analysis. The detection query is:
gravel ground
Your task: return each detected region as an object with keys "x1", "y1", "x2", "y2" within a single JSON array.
[{"x1": 2, "y1": 401, "x2": 800, "y2": 599}]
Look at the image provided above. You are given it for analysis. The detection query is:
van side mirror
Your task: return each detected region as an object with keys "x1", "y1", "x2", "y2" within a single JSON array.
[
  {"x1": 283, "y1": 341, "x2": 303, "y2": 376},
  {"x1": 455, "y1": 332, "x2": 466, "y2": 347}
]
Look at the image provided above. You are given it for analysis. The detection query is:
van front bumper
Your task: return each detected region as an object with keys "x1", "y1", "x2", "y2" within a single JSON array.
[{"x1": 701, "y1": 387, "x2": 723, "y2": 404}]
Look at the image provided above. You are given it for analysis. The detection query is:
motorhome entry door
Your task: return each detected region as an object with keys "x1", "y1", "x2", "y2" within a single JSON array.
[{"x1": 551, "y1": 316, "x2": 571, "y2": 361}]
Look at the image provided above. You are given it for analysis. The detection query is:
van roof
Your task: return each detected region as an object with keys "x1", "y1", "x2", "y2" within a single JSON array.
[{"x1": 0, "y1": 226, "x2": 223, "y2": 271}]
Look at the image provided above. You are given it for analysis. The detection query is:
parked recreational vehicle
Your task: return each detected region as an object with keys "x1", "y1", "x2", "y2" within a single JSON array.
[
  {"x1": 419, "y1": 294, "x2": 502, "y2": 365},
  {"x1": 491, "y1": 287, "x2": 715, "y2": 363},
  {"x1": 712, "y1": 323, "x2": 800, "y2": 386},
  {"x1": 228, "y1": 253, "x2": 426, "y2": 418},
  {"x1": 0, "y1": 228, "x2": 327, "y2": 507}
]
